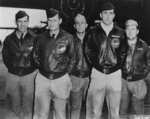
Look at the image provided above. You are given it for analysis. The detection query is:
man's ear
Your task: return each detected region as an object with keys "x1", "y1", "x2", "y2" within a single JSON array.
[
  {"x1": 14, "y1": 20, "x2": 17, "y2": 25},
  {"x1": 137, "y1": 29, "x2": 139, "y2": 35},
  {"x1": 74, "y1": 24, "x2": 76, "y2": 29},
  {"x1": 100, "y1": 13, "x2": 102, "y2": 19},
  {"x1": 59, "y1": 18, "x2": 62, "y2": 24},
  {"x1": 86, "y1": 23, "x2": 88, "y2": 28},
  {"x1": 113, "y1": 14, "x2": 115, "y2": 20}
]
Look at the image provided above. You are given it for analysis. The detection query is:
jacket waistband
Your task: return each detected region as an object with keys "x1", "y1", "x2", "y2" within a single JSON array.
[
  {"x1": 8, "y1": 68, "x2": 36, "y2": 76},
  {"x1": 40, "y1": 70, "x2": 67, "y2": 80},
  {"x1": 122, "y1": 74, "x2": 146, "y2": 82},
  {"x1": 94, "y1": 65, "x2": 120, "y2": 75},
  {"x1": 70, "y1": 71, "x2": 90, "y2": 78}
]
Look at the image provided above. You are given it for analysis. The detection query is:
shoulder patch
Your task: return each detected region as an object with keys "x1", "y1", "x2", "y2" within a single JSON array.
[{"x1": 112, "y1": 35, "x2": 120, "y2": 38}]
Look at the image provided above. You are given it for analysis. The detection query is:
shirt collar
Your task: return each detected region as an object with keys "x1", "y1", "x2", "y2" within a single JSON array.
[
  {"x1": 16, "y1": 30, "x2": 27, "y2": 39},
  {"x1": 100, "y1": 21, "x2": 114, "y2": 32},
  {"x1": 74, "y1": 32, "x2": 86, "y2": 44},
  {"x1": 128, "y1": 38, "x2": 137, "y2": 46}
]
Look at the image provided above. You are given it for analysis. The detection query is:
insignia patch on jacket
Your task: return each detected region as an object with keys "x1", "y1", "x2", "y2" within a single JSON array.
[
  {"x1": 111, "y1": 38, "x2": 120, "y2": 48},
  {"x1": 28, "y1": 46, "x2": 33, "y2": 50},
  {"x1": 112, "y1": 35, "x2": 120, "y2": 38},
  {"x1": 57, "y1": 44, "x2": 66, "y2": 53},
  {"x1": 137, "y1": 48, "x2": 143, "y2": 50}
]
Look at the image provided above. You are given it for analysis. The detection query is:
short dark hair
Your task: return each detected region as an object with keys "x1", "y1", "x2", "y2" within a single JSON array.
[
  {"x1": 15, "y1": 10, "x2": 29, "y2": 21},
  {"x1": 101, "y1": 2, "x2": 115, "y2": 13},
  {"x1": 47, "y1": 8, "x2": 62, "y2": 19}
]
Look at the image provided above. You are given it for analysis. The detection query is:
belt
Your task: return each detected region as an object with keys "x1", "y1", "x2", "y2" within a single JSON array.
[
  {"x1": 103, "y1": 68, "x2": 109, "y2": 74},
  {"x1": 40, "y1": 70, "x2": 67, "y2": 80}
]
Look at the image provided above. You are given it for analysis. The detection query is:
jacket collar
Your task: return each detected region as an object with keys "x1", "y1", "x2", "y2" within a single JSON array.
[
  {"x1": 46, "y1": 27, "x2": 63, "y2": 39},
  {"x1": 134, "y1": 37, "x2": 141, "y2": 48},
  {"x1": 12, "y1": 28, "x2": 32, "y2": 37},
  {"x1": 127, "y1": 37, "x2": 141, "y2": 50},
  {"x1": 97, "y1": 22, "x2": 119, "y2": 32},
  {"x1": 74, "y1": 33, "x2": 78, "y2": 39},
  {"x1": 74, "y1": 32, "x2": 86, "y2": 43},
  {"x1": 100, "y1": 21, "x2": 114, "y2": 32}
]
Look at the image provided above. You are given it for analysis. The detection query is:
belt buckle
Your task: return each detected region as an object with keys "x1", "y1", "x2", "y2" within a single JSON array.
[
  {"x1": 79, "y1": 71, "x2": 84, "y2": 78},
  {"x1": 18, "y1": 70, "x2": 23, "y2": 76},
  {"x1": 127, "y1": 76, "x2": 132, "y2": 80},
  {"x1": 103, "y1": 68, "x2": 109, "y2": 74},
  {"x1": 49, "y1": 74, "x2": 53, "y2": 80}
]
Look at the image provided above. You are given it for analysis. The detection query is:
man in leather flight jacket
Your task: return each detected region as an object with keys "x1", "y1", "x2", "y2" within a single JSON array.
[
  {"x1": 2, "y1": 11, "x2": 37, "y2": 119},
  {"x1": 69, "y1": 14, "x2": 90, "y2": 119},
  {"x1": 33, "y1": 9, "x2": 76, "y2": 119},
  {"x1": 84, "y1": 2, "x2": 127, "y2": 119},
  {"x1": 120, "y1": 20, "x2": 150, "y2": 118}
]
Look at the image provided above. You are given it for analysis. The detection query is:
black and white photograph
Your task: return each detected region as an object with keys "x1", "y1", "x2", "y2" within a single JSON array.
[{"x1": 0, "y1": 0, "x2": 150, "y2": 119}]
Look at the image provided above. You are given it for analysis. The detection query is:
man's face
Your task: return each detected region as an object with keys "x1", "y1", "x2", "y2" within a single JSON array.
[
  {"x1": 47, "y1": 14, "x2": 62, "y2": 31},
  {"x1": 15, "y1": 16, "x2": 29, "y2": 33},
  {"x1": 100, "y1": 9, "x2": 115, "y2": 25},
  {"x1": 125, "y1": 25, "x2": 139, "y2": 41},
  {"x1": 74, "y1": 19, "x2": 88, "y2": 33}
]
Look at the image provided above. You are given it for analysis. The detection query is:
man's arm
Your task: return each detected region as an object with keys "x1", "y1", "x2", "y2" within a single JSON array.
[
  {"x1": 67, "y1": 35, "x2": 76, "y2": 73},
  {"x1": 2, "y1": 37, "x2": 11, "y2": 69},
  {"x1": 144, "y1": 44, "x2": 150, "y2": 77},
  {"x1": 33, "y1": 36, "x2": 40, "y2": 68},
  {"x1": 120, "y1": 31, "x2": 127, "y2": 68},
  {"x1": 83, "y1": 29, "x2": 93, "y2": 69}
]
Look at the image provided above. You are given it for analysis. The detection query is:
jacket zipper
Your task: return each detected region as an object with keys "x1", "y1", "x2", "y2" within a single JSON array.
[{"x1": 129, "y1": 44, "x2": 137, "y2": 77}]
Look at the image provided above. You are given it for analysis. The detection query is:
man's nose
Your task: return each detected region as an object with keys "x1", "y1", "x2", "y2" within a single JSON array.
[
  {"x1": 107, "y1": 14, "x2": 110, "y2": 19},
  {"x1": 21, "y1": 22, "x2": 25, "y2": 25},
  {"x1": 129, "y1": 30, "x2": 133, "y2": 34},
  {"x1": 79, "y1": 23, "x2": 82, "y2": 27}
]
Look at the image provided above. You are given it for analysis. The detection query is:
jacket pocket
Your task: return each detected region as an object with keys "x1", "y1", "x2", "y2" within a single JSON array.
[
  {"x1": 135, "y1": 62, "x2": 145, "y2": 74},
  {"x1": 133, "y1": 80, "x2": 147, "y2": 100}
]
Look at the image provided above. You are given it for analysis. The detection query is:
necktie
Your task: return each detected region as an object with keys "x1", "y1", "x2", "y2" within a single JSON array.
[
  {"x1": 52, "y1": 34, "x2": 55, "y2": 38},
  {"x1": 20, "y1": 34, "x2": 23, "y2": 46}
]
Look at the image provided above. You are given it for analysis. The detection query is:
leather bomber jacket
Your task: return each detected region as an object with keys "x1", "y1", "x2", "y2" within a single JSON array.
[
  {"x1": 33, "y1": 29, "x2": 76, "y2": 79},
  {"x1": 69, "y1": 33, "x2": 91, "y2": 78},
  {"x1": 2, "y1": 29, "x2": 37, "y2": 76},
  {"x1": 122, "y1": 38, "x2": 150, "y2": 81},
  {"x1": 84, "y1": 23, "x2": 127, "y2": 74}
]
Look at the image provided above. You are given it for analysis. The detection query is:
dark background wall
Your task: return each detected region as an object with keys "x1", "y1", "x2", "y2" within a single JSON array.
[{"x1": 1, "y1": 0, "x2": 150, "y2": 45}]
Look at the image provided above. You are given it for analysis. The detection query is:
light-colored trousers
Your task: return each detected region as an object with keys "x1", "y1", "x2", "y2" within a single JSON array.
[
  {"x1": 86, "y1": 68, "x2": 122, "y2": 119},
  {"x1": 4, "y1": 70, "x2": 37, "y2": 119},
  {"x1": 33, "y1": 72, "x2": 72, "y2": 119}
]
